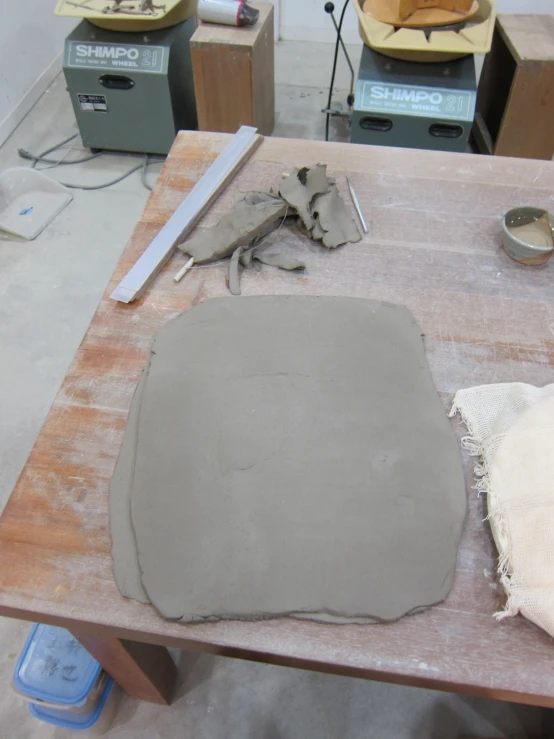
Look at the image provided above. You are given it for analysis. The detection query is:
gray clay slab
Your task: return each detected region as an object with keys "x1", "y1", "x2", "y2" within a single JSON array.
[{"x1": 112, "y1": 296, "x2": 466, "y2": 623}]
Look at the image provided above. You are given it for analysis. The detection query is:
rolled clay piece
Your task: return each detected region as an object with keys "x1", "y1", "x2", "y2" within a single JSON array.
[
  {"x1": 312, "y1": 185, "x2": 362, "y2": 248},
  {"x1": 110, "y1": 365, "x2": 150, "y2": 605},
  {"x1": 240, "y1": 249, "x2": 254, "y2": 268},
  {"x1": 279, "y1": 164, "x2": 330, "y2": 232},
  {"x1": 229, "y1": 245, "x2": 244, "y2": 296},
  {"x1": 178, "y1": 192, "x2": 288, "y2": 264},
  {"x1": 253, "y1": 251, "x2": 306, "y2": 271}
]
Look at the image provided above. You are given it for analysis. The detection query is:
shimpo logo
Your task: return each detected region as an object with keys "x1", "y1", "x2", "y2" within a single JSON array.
[
  {"x1": 370, "y1": 85, "x2": 443, "y2": 105},
  {"x1": 75, "y1": 44, "x2": 139, "y2": 60}
]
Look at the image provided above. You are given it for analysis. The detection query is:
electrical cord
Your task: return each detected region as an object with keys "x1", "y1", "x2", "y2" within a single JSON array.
[
  {"x1": 19, "y1": 148, "x2": 103, "y2": 167},
  {"x1": 17, "y1": 134, "x2": 165, "y2": 191},
  {"x1": 140, "y1": 154, "x2": 165, "y2": 191},
  {"x1": 27, "y1": 133, "x2": 78, "y2": 162},
  {"x1": 33, "y1": 135, "x2": 79, "y2": 170},
  {"x1": 60, "y1": 163, "x2": 145, "y2": 190},
  {"x1": 141, "y1": 155, "x2": 152, "y2": 191},
  {"x1": 324, "y1": 0, "x2": 351, "y2": 142}
]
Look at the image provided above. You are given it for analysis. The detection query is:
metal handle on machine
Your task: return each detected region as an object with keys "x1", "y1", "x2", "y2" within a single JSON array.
[
  {"x1": 99, "y1": 74, "x2": 135, "y2": 90},
  {"x1": 359, "y1": 116, "x2": 393, "y2": 132},
  {"x1": 429, "y1": 123, "x2": 463, "y2": 138}
]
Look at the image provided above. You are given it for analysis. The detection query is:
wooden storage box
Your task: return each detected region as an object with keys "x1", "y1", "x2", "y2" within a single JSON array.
[
  {"x1": 191, "y1": 1, "x2": 274, "y2": 135},
  {"x1": 473, "y1": 15, "x2": 554, "y2": 160}
]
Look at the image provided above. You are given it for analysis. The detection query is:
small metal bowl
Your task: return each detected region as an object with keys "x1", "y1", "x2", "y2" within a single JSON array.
[{"x1": 502, "y1": 207, "x2": 554, "y2": 265}]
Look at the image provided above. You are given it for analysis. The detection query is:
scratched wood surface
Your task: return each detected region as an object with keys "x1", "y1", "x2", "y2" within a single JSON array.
[{"x1": 2, "y1": 133, "x2": 554, "y2": 707}]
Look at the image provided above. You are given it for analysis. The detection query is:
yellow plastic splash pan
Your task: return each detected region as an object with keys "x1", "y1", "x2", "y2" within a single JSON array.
[
  {"x1": 354, "y1": 0, "x2": 496, "y2": 62},
  {"x1": 54, "y1": 0, "x2": 196, "y2": 31}
]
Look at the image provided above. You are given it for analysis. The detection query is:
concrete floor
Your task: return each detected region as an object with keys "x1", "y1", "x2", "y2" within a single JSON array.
[{"x1": 0, "y1": 39, "x2": 551, "y2": 738}]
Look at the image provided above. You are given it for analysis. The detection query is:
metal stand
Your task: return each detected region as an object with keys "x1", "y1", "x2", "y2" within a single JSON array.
[{"x1": 323, "y1": 1, "x2": 355, "y2": 140}]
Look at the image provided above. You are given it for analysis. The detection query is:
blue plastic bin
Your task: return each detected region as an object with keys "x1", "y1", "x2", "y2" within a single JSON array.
[
  {"x1": 13, "y1": 624, "x2": 104, "y2": 710},
  {"x1": 29, "y1": 677, "x2": 116, "y2": 733}
]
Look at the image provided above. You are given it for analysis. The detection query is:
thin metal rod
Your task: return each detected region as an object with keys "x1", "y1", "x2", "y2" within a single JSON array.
[{"x1": 346, "y1": 177, "x2": 368, "y2": 234}]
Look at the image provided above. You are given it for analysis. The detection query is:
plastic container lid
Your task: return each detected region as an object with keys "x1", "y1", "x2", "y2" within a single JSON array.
[
  {"x1": 29, "y1": 678, "x2": 115, "y2": 732},
  {"x1": 0, "y1": 167, "x2": 72, "y2": 241},
  {"x1": 13, "y1": 624, "x2": 102, "y2": 707}
]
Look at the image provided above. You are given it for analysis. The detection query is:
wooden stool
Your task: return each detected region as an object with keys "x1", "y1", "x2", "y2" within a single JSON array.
[
  {"x1": 191, "y1": 1, "x2": 274, "y2": 135},
  {"x1": 473, "y1": 15, "x2": 554, "y2": 160}
]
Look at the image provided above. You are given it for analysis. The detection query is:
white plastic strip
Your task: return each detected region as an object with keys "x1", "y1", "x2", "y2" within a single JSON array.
[{"x1": 110, "y1": 126, "x2": 261, "y2": 303}]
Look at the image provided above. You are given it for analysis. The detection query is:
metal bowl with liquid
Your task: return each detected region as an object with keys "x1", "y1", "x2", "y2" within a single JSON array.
[{"x1": 502, "y1": 207, "x2": 554, "y2": 265}]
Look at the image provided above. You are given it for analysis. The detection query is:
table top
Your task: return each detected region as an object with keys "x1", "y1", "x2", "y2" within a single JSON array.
[{"x1": 2, "y1": 132, "x2": 554, "y2": 707}]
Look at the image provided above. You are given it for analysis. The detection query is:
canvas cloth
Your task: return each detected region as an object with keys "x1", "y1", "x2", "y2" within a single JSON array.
[{"x1": 450, "y1": 383, "x2": 554, "y2": 637}]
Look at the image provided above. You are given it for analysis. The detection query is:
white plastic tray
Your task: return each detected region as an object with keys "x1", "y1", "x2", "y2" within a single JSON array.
[{"x1": 0, "y1": 168, "x2": 73, "y2": 240}]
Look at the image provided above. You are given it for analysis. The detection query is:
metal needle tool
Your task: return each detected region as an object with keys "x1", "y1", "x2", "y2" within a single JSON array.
[{"x1": 346, "y1": 176, "x2": 368, "y2": 234}]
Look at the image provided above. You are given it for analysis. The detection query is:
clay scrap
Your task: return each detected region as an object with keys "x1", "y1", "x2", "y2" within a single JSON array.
[
  {"x1": 253, "y1": 250, "x2": 305, "y2": 271},
  {"x1": 278, "y1": 165, "x2": 362, "y2": 247},
  {"x1": 278, "y1": 164, "x2": 330, "y2": 231},
  {"x1": 230, "y1": 245, "x2": 305, "y2": 296},
  {"x1": 312, "y1": 185, "x2": 362, "y2": 249},
  {"x1": 177, "y1": 164, "x2": 361, "y2": 294},
  {"x1": 110, "y1": 296, "x2": 467, "y2": 624},
  {"x1": 179, "y1": 191, "x2": 288, "y2": 265},
  {"x1": 228, "y1": 245, "x2": 244, "y2": 296}
]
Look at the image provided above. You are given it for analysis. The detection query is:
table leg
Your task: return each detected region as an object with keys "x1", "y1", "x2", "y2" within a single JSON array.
[{"x1": 71, "y1": 631, "x2": 177, "y2": 705}]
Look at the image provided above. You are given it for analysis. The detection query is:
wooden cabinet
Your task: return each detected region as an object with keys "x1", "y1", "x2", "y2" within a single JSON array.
[
  {"x1": 191, "y1": 1, "x2": 275, "y2": 135},
  {"x1": 474, "y1": 15, "x2": 554, "y2": 160}
]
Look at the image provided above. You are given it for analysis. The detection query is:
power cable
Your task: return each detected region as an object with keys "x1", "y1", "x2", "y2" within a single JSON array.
[
  {"x1": 324, "y1": 0, "x2": 351, "y2": 142},
  {"x1": 18, "y1": 134, "x2": 165, "y2": 191}
]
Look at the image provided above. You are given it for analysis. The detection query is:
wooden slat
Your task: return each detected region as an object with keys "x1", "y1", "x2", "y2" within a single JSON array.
[{"x1": 1, "y1": 133, "x2": 554, "y2": 707}]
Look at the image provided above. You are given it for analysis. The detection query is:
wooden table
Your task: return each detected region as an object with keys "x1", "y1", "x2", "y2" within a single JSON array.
[{"x1": 2, "y1": 132, "x2": 554, "y2": 708}]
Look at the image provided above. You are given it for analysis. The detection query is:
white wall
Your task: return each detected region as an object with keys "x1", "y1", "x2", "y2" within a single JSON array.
[
  {"x1": 280, "y1": 0, "x2": 554, "y2": 44},
  {"x1": 280, "y1": 0, "x2": 358, "y2": 43},
  {"x1": 272, "y1": 0, "x2": 281, "y2": 38},
  {"x1": 0, "y1": 5, "x2": 75, "y2": 146}
]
